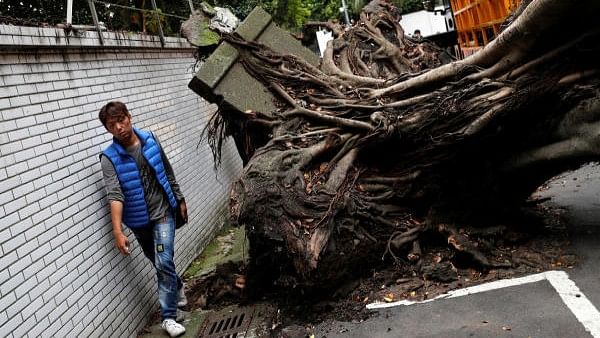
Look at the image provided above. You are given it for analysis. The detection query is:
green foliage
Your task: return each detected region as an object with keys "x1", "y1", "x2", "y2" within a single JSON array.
[
  {"x1": 144, "y1": 8, "x2": 167, "y2": 34},
  {"x1": 309, "y1": 0, "x2": 341, "y2": 22},
  {"x1": 273, "y1": 0, "x2": 313, "y2": 29},
  {"x1": 0, "y1": 0, "x2": 399, "y2": 34},
  {"x1": 196, "y1": 20, "x2": 221, "y2": 46},
  {"x1": 200, "y1": 0, "x2": 345, "y2": 31},
  {"x1": 0, "y1": 0, "x2": 88, "y2": 25},
  {"x1": 390, "y1": 0, "x2": 424, "y2": 13}
]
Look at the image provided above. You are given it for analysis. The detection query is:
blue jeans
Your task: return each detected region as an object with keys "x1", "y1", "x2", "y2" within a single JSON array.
[{"x1": 133, "y1": 214, "x2": 182, "y2": 321}]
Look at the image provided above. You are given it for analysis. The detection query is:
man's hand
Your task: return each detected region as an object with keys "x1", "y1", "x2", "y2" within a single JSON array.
[
  {"x1": 114, "y1": 232, "x2": 130, "y2": 255},
  {"x1": 179, "y1": 201, "x2": 188, "y2": 223}
]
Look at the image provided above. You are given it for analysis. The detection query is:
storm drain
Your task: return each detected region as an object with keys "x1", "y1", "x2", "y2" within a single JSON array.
[{"x1": 198, "y1": 304, "x2": 276, "y2": 338}]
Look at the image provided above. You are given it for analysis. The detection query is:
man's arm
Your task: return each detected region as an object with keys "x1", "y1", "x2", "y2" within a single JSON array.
[
  {"x1": 101, "y1": 155, "x2": 130, "y2": 255},
  {"x1": 154, "y1": 134, "x2": 188, "y2": 221},
  {"x1": 154, "y1": 136, "x2": 184, "y2": 201},
  {"x1": 110, "y1": 200, "x2": 130, "y2": 255}
]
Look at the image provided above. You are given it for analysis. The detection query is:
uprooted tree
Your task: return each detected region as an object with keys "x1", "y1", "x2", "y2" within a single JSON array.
[{"x1": 200, "y1": 0, "x2": 600, "y2": 291}]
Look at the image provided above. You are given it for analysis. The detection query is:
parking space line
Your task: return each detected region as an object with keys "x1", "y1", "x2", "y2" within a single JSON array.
[
  {"x1": 546, "y1": 271, "x2": 600, "y2": 337},
  {"x1": 367, "y1": 270, "x2": 600, "y2": 337}
]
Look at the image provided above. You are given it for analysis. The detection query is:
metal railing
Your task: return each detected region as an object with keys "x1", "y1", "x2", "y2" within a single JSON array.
[
  {"x1": 86, "y1": 0, "x2": 195, "y2": 47},
  {"x1": 0, "y1": 0, "x2": 199, "y2": 47}
]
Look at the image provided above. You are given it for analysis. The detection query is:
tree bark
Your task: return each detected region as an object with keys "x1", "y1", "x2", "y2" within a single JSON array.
[{"x1": 202, "y1": 0, "x2": 600, "y2": 291}]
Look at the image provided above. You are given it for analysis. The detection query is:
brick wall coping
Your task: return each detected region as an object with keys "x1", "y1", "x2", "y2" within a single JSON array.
[{"x1": 0, "y1": 24, "x2": 193, "y2": 49}]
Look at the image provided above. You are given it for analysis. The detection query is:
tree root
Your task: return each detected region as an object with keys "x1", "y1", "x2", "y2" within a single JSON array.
[
  {"x1": 437, "y1": 224, "x2": 511, "y2": 268},
  {"x1": 209, "y1": 0, "x2": 600, "y2": 290},
  {"x1": 322, "y1": 41, "x2": 387, "y2": 86}
]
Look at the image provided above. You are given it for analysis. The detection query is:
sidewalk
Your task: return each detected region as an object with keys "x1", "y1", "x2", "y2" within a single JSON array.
[{"x1": 140, "y1": 225, "x2": 248, "y2": 338}]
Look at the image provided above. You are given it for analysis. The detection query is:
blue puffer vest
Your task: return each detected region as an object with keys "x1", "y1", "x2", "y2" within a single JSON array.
[{"x1": 102, "y1": 128, "x2": 177, "y2": 229}]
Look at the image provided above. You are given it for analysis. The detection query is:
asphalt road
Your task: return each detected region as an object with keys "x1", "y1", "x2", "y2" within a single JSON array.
[{"x1": 315, "y1": 163, "x2": 600, "y2": 338}]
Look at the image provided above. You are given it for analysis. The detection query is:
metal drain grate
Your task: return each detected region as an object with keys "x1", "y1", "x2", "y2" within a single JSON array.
[{"x1": 198, "y1": 304, "x2": 275, "y2": 338}]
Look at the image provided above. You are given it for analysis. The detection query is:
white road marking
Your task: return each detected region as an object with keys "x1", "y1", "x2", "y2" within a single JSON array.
[
  {"x1": 367, "y1": 270, "x2": 600, "y2": 337},
  {"x1": 546, "y1": 271, "x2": 600, "y2": 337}
]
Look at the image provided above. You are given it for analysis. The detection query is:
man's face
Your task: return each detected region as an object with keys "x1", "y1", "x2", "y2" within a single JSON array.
[{"x1": 105, "y1": 113, "x2": 133, "y2": 143}]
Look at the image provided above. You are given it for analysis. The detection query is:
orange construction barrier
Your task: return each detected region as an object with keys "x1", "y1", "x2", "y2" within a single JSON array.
[{"x1": 450, "y1": 0, "x2": 521, "y2": 51}]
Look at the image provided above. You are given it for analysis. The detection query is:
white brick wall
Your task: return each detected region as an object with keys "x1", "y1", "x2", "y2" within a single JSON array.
[{"x1": 0, "y1": 25, "x2": 242, "y2": 337}]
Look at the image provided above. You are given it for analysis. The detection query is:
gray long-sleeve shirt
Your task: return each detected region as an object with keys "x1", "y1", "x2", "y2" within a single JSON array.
[{"x1": 101, "y1": 134, "x2": 184, "y2": 223}]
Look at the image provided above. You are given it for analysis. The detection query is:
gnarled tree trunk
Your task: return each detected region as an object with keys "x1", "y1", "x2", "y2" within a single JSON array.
[{"x1": 203, "y1": 0, "x2": 600, "y2": 291}]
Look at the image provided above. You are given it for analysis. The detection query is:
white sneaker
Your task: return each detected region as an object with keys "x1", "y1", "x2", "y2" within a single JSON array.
[
  {"x1": 162, "y1": 319, "x2": 185, "y2": 337},
  {"x1": 177, "y1": 284, "x2": 187, "y2": 307}
]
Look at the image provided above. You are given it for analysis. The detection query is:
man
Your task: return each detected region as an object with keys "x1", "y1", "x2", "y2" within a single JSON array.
[
  {"x1": 413, "y1": 29, "x2": 422, "y2": 41},
  {"x1": 99, "y1": 101, "x2": 188, "y2": 337}
]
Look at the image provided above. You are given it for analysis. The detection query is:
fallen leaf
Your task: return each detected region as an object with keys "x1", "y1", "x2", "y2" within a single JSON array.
[{"x1": 234, "y1": 275, "x2": 246, "y2": 289}]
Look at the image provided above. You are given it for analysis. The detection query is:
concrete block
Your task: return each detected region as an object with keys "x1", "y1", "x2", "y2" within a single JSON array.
[
  {"x1": 0, "y1": 34, "x2": 15, "y2": 45},
  {"x1": 0, "y1": 190, "x2": 13, "y2": 206},
  {"x1": 42, "y1": 317, "x2": 63, "y2": 337},
  {"x1": 189, "y1": 7, "x2": 317, "y2": 116},
  {"x1": 42, "y1": 72, "x2": 60, "y2": 82},
  {"x1": 66, "y1": 287, "x2": 84, "y2": 308},
  {"x1": 26, "y1": 156, "x2": 46, "y2": 171},
  {"x1": 16, "y1": 235, "x2": 39, "y2": 260},
  {"x1": 0, "y1": 291, "x2": 16, "y2": 313},
  {"x1": 32, "y1": 142, "x2": 52, "y2": 156},
  {"x1": 37, "y1": 191, "x2": 58, "y2": 210},
  {"x1": 35, "y1": 111, "x2": 58, "y2": 125},
  {"x1": 57, "y1": 98, "x2": 75, "y2": 109},
  {"x1": 0, "y1": 312, "x2": 22, "y2": 338},
  {"x1": 19, "y1": 134, "x2": 41, "y2": 149},
  {"x1": 47, "y1": 300, "x2": 68, "y2": 324},
  {"x1": 27, "y1": 123, "x2": 49, "y2": 138},
  {"x1": 0, "y1": 97, "x2": 10, "y2": 110},
  {"x1": 12, "y1": 181, "x2": 34, "y2": 200},
  {"x1": 53, "y1": 80, "x2": 69, "y2": 90},
  {"x1": 12, "y1": 314, "x2": 35, "y2": 338},
  {"x1": 16, "y1": 84, "x2": 36, "y2": 95},
  {"x1": 27, "y1": 277, "x2": 50, "y2": 301},
  {"x1": 40, "y1": 130, "x2": 60, "y2": 143},
  {"x1": 42, "y1": 244, "x2": 62, "y2": 266},
  {"x1": 35, "y1": 82, "x2": 54, "y2": 93},
  {"x1": 7, "y1": 255, "x2": 31, "y2": 277},
  {"x1": 29, "y1": 93, "x2": 49, "y2": 104},
  {"x1": 8, "y1": 95, "x2": 30, "y2": 107},
  {"x1": 41, "y1": 101, "x2": 59, "y2": 112},
  {"x1": 3, "y1": 196, "x2": 26, "y2": 218},
  {"x1": 29, "y1": 242, "x2": 51, "y2": 264},
  {"x1": 40, "y1": 279, "x2": 61, "y2": 304},
  {"x1": 14, "y1": 275, "x2": 37, "y2": 298},
  {"x1": 3, "y1": 74, "x2": 25, "y2": 86}
]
